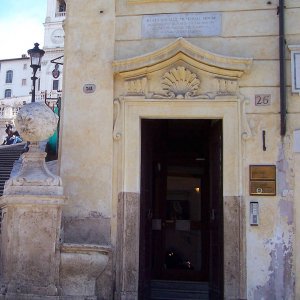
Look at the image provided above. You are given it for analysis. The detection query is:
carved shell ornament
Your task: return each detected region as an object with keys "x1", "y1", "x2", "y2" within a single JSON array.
[{"x1": 160, "y1": 66, "x2": 201, "y2": 99}]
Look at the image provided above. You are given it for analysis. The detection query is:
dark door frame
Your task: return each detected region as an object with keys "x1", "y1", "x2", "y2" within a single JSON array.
[{"x1": 139, "y1": 119, "x2": 224, "y2": 298}]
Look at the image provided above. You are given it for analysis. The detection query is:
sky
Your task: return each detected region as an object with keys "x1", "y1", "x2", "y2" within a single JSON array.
[{"x1": 0, "y1": 0, "x2": 47, "y2": 60}]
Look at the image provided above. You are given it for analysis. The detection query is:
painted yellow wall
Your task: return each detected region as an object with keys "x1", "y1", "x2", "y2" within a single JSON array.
[{"x1": 60, "y1": 0, "x2": 300, "y2": 298}]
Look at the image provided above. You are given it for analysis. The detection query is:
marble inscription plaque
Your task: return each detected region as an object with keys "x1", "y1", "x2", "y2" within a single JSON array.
[{"x1": 142, "y1": 13, "x2": 222, "y2": 39}]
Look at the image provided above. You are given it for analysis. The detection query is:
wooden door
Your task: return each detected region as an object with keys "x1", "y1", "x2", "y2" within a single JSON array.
[
  {"x1": 139, "y1": 119, "x2": 222, "y2": 298},
  {"x1": 139, "y1": 119, "x2": 167, "y2": 298},
  {"x1": 209, "y1": 120, "x2": 224, "y2": 299}
]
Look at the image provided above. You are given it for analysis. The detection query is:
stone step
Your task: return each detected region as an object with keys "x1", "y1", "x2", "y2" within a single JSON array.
[
  {"x1": 151, "y1": 291, "x2": 209, "y2": 300},
  {"x1": 151, "y1": 280, "x2": 209, "y2": 291},
  {"x1": 151, "y1": 296, "x2": 209, "y2": 300},
  {"x1": 0, "y1": 145, "x2": 25, "y2": 196},
  {"x1": 150, "y1": 280, "x2": 209, "y2": 300},
  {"x1": 0, "y1": 159, "x2": 21, "y2": 162}
]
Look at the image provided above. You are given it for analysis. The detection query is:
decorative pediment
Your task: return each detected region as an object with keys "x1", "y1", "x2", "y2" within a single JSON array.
[{"x1": 113, "y1": 38, "x2": 252, "y2": 99}]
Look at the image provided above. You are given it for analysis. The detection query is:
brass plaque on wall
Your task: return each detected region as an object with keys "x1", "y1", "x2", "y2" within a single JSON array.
[
  {"x1": 250, "y1": 165, "x2": 276, "y2": 181},
  {"x1": 250, "y1": 181, "x2": 276, "y2": 196}
]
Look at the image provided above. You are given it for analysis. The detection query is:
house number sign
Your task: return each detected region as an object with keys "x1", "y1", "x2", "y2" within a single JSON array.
[
  {"x1": 255, "y1": 94, "x2": 271, "y2": 106},
  {"x1": 83, "y1": 84, "x2": 96, "y2": 94},
  {"x1": 249, "y1": 165, "x2": 276, "y2": 196}
]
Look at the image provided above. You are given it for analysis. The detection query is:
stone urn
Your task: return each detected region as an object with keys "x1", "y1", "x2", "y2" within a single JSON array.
[
  {"x1": 3, "y1": 102, "x2": 62, "y2": 195},
  {"x1": 16, "y1": 101, "x2": 58, "y2": 144}
]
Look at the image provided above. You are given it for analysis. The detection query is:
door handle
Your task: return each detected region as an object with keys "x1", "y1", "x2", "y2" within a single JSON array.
[
  {"x1": 147, "y1": 209, "x2": 153, "y2": 220},
  {"x1": 211, "y1": 209, "x2": 215, "y2": 221}
]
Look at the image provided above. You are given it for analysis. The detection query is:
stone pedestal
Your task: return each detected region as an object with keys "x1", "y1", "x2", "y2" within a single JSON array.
[
  {"x1": 0, "y1": 142, "x2": 64, "y2": 299},
  {"x1": 0, "y1": 195, "x2": 64, "y2": 298}
]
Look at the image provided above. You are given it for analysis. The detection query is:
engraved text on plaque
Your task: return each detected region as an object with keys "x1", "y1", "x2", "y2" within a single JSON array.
[{"x1": 142, "y1": 13, "x2": 222, "y2": 39}]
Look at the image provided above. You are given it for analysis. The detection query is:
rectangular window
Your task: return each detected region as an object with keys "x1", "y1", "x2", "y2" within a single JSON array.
[
  {"x1": 23, "y1": 64, "x2": 27, "y2": 70},
  {"x1": 4, "y1": 89, "x2": 12, "y2": 98},
  {"x1": 6, "y1": 70, "x2": 13, "y2": 83},
  {"x1": 22, "y1": 79, "x2": 27, "y2": 86},
  {"x1": 53, "y1": 80, "x2": 59, "y2": 90}
]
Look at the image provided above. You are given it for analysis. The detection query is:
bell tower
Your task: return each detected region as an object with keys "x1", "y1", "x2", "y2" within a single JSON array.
[
  {"x1": 44, "y1": 0, "x2": 66, "y2": 50},
  {"x1": 39, "y1": 0, "x2": 65, "y2": 95}
]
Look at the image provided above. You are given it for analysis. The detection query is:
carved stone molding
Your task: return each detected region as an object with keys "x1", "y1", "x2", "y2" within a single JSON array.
[
  {"x1": 3, "y1": 145, "x2": 63, "y2": 196},
  {"x1": 217, "y1": 77, "x2": 238, "y2": 95},
  {"x1": 153, "y1": 66, "x2": 200, "y2": 99},
  {"x1": 113, "y1": 98, "x2": 122, "y2": 141},
  {"x1": 125, "y1": 77, "x2": 147, "y2": 96},
  {"x1": 113, "y1": 38, "x2": 253, "y2": 78},
  {"x1": 240, "y1": 96, "x2": 252, "y2": 141},
  {"x1": 114, "y1": 38, "x2": 253, "y2": 102}
]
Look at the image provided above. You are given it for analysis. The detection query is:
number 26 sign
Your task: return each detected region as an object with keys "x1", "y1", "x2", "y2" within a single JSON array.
[{"x1": 255, "y1": 94, "x2": 271, "y2": 106}]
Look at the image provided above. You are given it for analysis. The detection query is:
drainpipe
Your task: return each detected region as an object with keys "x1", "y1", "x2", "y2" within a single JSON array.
[{"x1": 279, "y1": 0, "x2": 286, "y2": 136}]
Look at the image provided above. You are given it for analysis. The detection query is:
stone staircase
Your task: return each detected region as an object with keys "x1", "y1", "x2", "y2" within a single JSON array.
[
  {"x1": 0, "y1": 143, "x2": 26, "y2": 196},
  {"x1": 150, "y1": 280, "x2": 209, "y2": 300}
]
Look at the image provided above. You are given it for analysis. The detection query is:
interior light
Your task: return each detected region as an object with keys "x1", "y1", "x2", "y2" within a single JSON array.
[{"x1": 195, "y1": 187, "x2": 200, "y2": 193}]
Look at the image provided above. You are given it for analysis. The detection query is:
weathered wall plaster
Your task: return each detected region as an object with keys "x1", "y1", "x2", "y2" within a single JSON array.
[
  {"x1": 62, "y1": 213, "x2": 111, "y2": 245},
  {"x1": 246, "y1": 132, "x2": 295, "y2": 299},
  {"x1": 58, "y1": 0, "x2": 300, "y2": 299}
]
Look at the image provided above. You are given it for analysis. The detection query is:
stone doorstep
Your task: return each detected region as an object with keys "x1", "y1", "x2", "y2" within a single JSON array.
[
  {"x1": 0, "y1": 295, "x2": 96, "y2": 300},
  {"x1": 120, "y1": 292, "x2": 138, "y2": 300}
]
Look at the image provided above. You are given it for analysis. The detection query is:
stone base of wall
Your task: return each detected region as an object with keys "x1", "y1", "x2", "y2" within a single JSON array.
[{"x1": 0, "y1": 295, "x2": 96, "y2": 300}]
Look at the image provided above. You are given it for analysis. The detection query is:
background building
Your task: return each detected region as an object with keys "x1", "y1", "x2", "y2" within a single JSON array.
[{"x1": 0, "y1": 0, "x2": 65, "y2": 143}]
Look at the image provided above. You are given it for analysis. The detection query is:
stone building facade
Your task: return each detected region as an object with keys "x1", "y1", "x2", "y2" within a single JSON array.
[{"x1": 1, "y1": 0, "x2": 300, "y2": 299}]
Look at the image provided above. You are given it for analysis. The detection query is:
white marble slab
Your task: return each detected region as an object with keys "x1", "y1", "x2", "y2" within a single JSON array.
[{"x1": 142, "y1": 12, "x2": 222, "y2": 39}]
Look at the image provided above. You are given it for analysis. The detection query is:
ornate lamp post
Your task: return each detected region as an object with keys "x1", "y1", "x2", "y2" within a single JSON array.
[
  {"x1": 27, "y1": 43, "x2": 45, "y2": 103},
  {"x1": 14, "y1": 42, "x2": 57, "y2": 150}
]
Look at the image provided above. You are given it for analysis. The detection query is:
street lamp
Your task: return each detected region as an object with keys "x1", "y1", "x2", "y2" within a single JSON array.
[{"x1": 27, "y1": 43, "x2": 45, "y2": 103}]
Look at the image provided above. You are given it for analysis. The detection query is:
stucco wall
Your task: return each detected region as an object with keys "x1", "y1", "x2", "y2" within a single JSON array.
[
  {"x1": 60, "y1": 0, "x2": 115, "y2": 246},
  {"x1": 60, "y1": 1, "x2": 300, "y2": 299}
]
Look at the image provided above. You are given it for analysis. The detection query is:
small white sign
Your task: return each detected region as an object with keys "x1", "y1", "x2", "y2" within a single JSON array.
[
  {"x1": 255, "y1": 94, "x2": 271, "y2": 106},
  {"x1": 292, "y1": 53, "x2": 300, "y2": 93},
  {"x1": 289, "y1": 45, "x2": 300, "y2": 93},
  {"x1": 294, "y1": 130, "x2": 300, "y2": 153},
  {"x1": 83, "y1": 84, "x2": 96, "y2": 94}
]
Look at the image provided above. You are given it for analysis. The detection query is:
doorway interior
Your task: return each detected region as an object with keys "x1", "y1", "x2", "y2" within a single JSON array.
[{"x1": 139, "y1": 119, "x2": 224, "y2": 299}]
